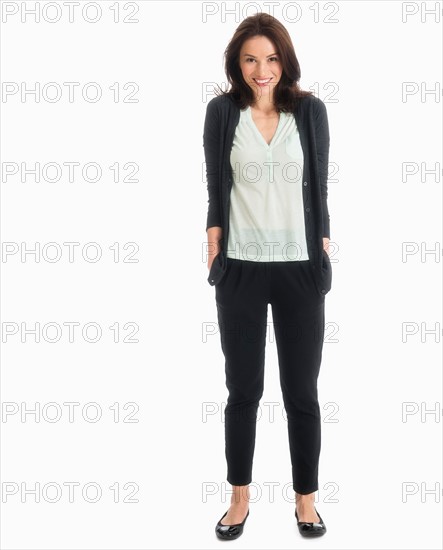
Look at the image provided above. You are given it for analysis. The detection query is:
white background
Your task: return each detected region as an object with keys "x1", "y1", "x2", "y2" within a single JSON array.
[{"x1": 1, "y1": 1, "x2": 442, "y2": 549}]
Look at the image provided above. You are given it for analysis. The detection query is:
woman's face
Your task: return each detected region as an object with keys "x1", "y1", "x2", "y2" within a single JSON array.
[{"x1": 238, "y1": 35, "x2": 282, "y2": 102}]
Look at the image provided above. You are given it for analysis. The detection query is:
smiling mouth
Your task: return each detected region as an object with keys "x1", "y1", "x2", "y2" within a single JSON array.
[{"x1": 253, "y1": 78, "x2": 272, "y2": 84}]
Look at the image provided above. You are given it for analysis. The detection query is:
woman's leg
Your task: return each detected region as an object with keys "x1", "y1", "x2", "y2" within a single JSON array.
[
  {"x1": 215, "y1": 258, "x2": 269, "y2": 521},
  {"x1": 269, "y1": 260, "x2": 325, "y2": 522}
]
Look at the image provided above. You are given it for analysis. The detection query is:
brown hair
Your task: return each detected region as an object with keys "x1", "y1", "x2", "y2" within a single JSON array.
[{"x1": 214, "y1": 12, "x2": 313, "y2": 112}]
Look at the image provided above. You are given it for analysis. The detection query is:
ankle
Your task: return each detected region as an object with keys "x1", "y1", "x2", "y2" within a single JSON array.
[
  {"x1": 230, "y1": 485, "x2": 250, "y2": 507},
  {"x1": 295, "y1": 492, "x2": 315, "y2": 506}
]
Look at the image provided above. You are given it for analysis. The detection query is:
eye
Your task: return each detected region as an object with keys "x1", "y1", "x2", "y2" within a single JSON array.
[
  {"x1": 269, "y1": 56, "x2": 279, "y2": 62},
  {"x1": 245, "y1": 57, "x2": 256, "y2": 63}
]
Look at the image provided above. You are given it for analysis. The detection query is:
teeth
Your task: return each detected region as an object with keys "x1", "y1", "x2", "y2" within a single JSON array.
[{"x1": 254, "y1": 78, "x2": 271, "y2": 83}]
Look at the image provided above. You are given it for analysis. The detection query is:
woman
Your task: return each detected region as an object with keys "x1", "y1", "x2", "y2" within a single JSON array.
[{"x1": 203, "y1": 12, "x2": 332, "y2": 540}]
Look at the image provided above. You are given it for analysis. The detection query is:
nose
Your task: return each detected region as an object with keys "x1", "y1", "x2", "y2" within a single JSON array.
[{"x1": 254, "y1": 62, "x2": 271, "y2": 78}]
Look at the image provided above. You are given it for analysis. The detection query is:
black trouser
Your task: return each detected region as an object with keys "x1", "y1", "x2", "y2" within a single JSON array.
[{"x1": 215, "y1": 257, "x2": 325, "y2": 495}]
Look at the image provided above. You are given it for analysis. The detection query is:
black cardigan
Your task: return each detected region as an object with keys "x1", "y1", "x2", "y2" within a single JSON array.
[{"x1": 203, "y1": 92, "x2": 332, "y2": 296}]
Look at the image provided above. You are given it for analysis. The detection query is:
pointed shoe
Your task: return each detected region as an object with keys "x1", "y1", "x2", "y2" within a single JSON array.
[
  {"x1": 215, "y1": 508, "x2": 249, "y2": 540},
  {"x1": 295, "y1": 506, "x2": 326, "y2": 537}
]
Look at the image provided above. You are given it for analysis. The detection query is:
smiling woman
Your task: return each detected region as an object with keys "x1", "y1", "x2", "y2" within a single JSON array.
[
  {"x1": 240, "y1": 38, "x2": 283, "y2": 99},
  {"x1": 203, "y1": 12, "x2": 332, "y2": 542}
]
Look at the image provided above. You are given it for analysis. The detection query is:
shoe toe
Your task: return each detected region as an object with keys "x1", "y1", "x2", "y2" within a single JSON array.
[
  {"x1": 215, "y1": 509, "x2": 249, "y2": 540},
  {"x1": 215, "y1": 523, "x2": 243, "y2": 538},
  {"x1": 295, "y1": 507, "x2": 327, "y2": 537}
]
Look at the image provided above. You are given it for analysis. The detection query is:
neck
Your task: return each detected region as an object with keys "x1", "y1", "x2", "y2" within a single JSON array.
[{"x1": 252, "y1": 92, "x2": 276, "y2": 113}]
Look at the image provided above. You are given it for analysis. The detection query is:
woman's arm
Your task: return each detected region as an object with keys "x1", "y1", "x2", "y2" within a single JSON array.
[
  {"x1": 203, "y1": 97, "x2": 225, "y2": 270},
  {"x1": 203, "y1": 98, "x2": 223, "y2": 231},
  {"x1": 314, "y1": 97, "x2": 331, "y2": 243},
  {"x1": 207, "y1": 226, "x2": 223, "y2": 270},
  {"x1": 323, "y1": 237, "x2": 330, "y2": 255}
]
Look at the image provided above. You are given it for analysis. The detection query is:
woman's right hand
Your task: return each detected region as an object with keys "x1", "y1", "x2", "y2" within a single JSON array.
[
  {"x1": 207, "y1": 242, "x2": 221, "y2": 271},
  {"x1": 207, "y1": 227, "x2": 223, "y2": 271}
]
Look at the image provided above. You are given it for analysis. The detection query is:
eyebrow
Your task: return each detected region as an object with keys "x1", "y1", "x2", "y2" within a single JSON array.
[{"x1": 243, "y1": 53, "x2": 278, "y2": 58}]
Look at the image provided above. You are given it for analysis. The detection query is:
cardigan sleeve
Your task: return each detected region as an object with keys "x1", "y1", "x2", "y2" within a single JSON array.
[
  {"x1": 203, "y1": 97, "x2": 223, "y2": 231},
  {"x1": 314, "y1": 97, "x2": 331, "y2": 239}
]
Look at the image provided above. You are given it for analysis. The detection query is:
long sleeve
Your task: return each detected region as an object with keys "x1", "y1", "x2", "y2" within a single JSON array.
[
  {"x1": 313, "y1": 97, "x2": 330, "y2": 239},
  {"x1": 203, "y1": 97, "x2": 223, "y2": 231}
]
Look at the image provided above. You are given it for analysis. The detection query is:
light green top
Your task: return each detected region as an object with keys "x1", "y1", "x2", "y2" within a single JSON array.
[{"x1": 227, "y1": 105, "x2": 308, "y2": 262}]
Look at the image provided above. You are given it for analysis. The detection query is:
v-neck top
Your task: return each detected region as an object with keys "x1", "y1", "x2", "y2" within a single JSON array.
[{"x1": 227, "y1": 105, "x2": 308, "y2": 261}]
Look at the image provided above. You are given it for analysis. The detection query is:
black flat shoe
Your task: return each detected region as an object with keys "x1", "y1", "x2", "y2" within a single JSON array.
[
  {"x1": 295, "y1": 506, "x2": 326, "y2": 537},
  {"x1": 215, "y1": 508, "x2": 249, "y2": 540}
]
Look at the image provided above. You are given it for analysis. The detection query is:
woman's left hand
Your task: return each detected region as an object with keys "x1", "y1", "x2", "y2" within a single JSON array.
[{"x1": 323, "y1": 238, "x2": 330, "y2": 256}]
